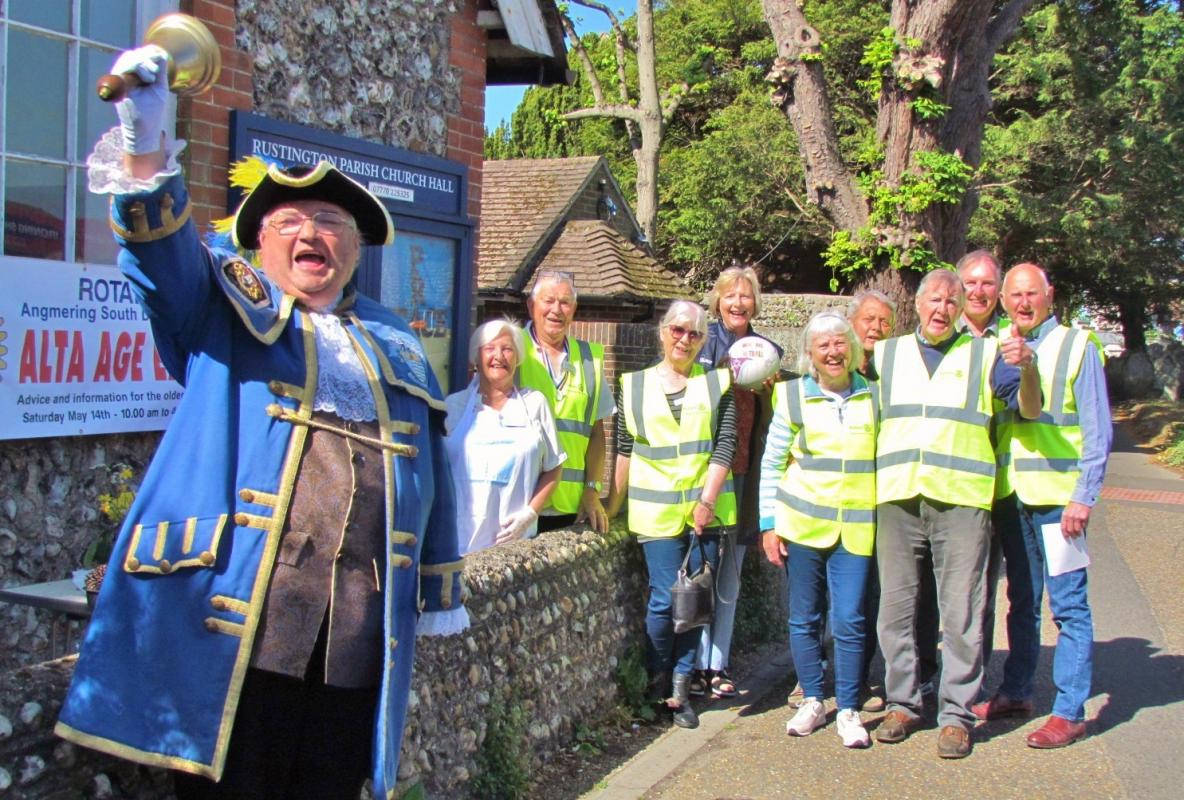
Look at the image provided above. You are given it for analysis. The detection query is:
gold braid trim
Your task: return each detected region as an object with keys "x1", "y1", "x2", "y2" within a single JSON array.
[
  {"x1": 109, "y1": 194, "x2": 193, "y2": 242},
  {"x1": 420, "y1": 559, "x2": 464, "y2": 610},
  {"x1": 265, "y1": 404, "x2": 418, "y2": 457}
]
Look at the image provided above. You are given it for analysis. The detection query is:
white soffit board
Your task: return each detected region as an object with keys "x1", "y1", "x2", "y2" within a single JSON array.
[{"x1": 496, "y1": 0, "x2": 555, "y2": 57}]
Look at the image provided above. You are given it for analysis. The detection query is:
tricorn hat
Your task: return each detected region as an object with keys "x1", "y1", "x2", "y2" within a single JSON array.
[{"x1": 231, "y1": 160, "x2": 394, "y2": 249}]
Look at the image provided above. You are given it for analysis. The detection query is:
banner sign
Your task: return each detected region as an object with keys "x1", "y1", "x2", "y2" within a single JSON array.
[
  {"x1": 231, "y1": 112, "x2": 468, "y2": 219},
  {"x1": 0, "y1": 256, "x2": 182, "y2": 440}
]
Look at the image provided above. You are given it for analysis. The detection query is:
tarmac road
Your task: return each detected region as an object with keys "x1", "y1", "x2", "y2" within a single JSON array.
[{"x1": 587, "y1": 427, "x2": 1184, "y2": 800}]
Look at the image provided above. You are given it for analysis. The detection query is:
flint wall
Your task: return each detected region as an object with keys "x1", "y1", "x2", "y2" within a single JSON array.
[{"x1": 0, "y1": 526, "x2": 788, "y2": 798}]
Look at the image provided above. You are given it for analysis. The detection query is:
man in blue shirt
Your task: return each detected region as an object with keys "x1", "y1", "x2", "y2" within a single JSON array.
[{"x1": 972, "y1": 263, "x2": 1112, "y2": 748}]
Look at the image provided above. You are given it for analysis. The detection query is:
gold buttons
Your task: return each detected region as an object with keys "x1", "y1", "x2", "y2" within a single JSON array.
[
  {"x1": 126, "y1": 557, "x2": 141, "y2": 570},
  {"x1": 268, "y1": 380, "x2": 284, "y2": 395},
  {"x1": 238, "y1": 488, "x2": 255, "y2": 503},
  {"x1": 234, "y1": 513, "x2": 249, "y2": 526},
  {"x1": 204, "y1": 619, "x2": 218, "y2": 633},
  {"x1": 211, "y1": 597, "x2": 228, "y2": 611},
  {"x1": 157, "y1": 560, "x2": 172, "y2": 574},
  {"x1": 199, "y1": 551, "x2": 215, "y2": 566}
]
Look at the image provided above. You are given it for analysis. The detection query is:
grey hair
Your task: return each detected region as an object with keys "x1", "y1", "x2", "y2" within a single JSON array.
[
  {"x1": 915, "y1": 269, "x2": 966, "y2": 315},
  {"x1": 797, "y1": 310, "x2": 860, "y2": 378},
  {"x1": 659, "y1": 300, "x2": 708, "y2": 334},
  {"x1": 468, "y1": 319, "x2": 525, "y2": 366},
  {"x1": 956, "y1": 249, "x2": 1001, "y2": 282},
  {"x1": 703, "y1": 266, "x2": 762, "y2": 318},
  {"x1": 529, "y1": 270, "x2": 579, "y2": 303},
  {"x1": 846, "y1": 290, "x2": 897, "y2": 325}
]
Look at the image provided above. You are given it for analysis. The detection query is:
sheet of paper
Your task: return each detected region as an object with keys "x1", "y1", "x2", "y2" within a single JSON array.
[{"x1": 1041, "y1": 522, "x2": 1090, "y2": 577}]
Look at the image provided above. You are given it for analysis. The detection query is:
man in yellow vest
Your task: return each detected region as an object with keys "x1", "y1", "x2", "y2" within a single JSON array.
[
  {"x1": 873, "y1": 269, "x2": 1042, "y2": 759},
  {"x1": 519, "y1": 270, "x2": 613, "y2": 533},
  {"x1": 955, "y1": 250, "x2": 1012, "y2": 689},
  {"x1": 957, "y1": 250, "x2": 1005, "y2": 338},
  {"x1": 973, "y1": 263, "x2": 1112, "y2": 749}
]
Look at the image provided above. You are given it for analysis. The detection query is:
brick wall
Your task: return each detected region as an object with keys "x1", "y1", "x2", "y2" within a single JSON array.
[
  {"x1": 178, "y1": 0, "x2": 253, "y2": 226},
  {"x1": 448, "y1": 5, "x2": 487, "y2": 227}
]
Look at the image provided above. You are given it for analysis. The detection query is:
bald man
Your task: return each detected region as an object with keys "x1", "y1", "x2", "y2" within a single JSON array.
[{"x1": 973, "y1": 263, "x2": 1112, "y2": 749}]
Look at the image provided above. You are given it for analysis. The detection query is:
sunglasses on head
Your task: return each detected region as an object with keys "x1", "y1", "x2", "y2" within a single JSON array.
[{"x1": 667, "y1": 324, "x2": 704, "y2": 342}]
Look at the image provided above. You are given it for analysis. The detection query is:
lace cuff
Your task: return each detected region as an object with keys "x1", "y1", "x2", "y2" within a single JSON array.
[
  {"x1": 87, "y1": 126, "x2": 187, "y2": 195},
  {"x1": 415, "y1": 607, "x2": 470, "y2": 638}
]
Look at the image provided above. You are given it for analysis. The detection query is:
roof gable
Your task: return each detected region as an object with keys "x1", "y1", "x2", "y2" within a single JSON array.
[{"x1": 535, "y1": 220, "x2": 684, "y2": 301}]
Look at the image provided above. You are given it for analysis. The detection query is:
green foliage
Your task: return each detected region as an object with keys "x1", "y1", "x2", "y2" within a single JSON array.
[
  {"x1": 1164, "y1": 428, "x2": 1184, "y2": 469},
  {"x1": 613, "y1": 645, "x2": 656, "y2": 722},
  {"x1": 973, "y1": 0, "x2": 1184, "y2": 342},
  {"x1": 572, "y1": 724, "x2": 605, "y2": 756},
  {"x1": 472, "y1": 694, "x2": 532, "y2": 800},
  {"x1": 910, "y1": 96, "x2": 950, "y2": 120},
  {"x1": 857, "y1": 26, "x2": 898, "y2": 99}
]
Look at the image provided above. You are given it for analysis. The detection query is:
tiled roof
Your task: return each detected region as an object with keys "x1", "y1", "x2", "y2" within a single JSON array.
[
  {"x1": 478, "y1": 156, "x2": 604, "y2": 288},
  {"x1": 535, "y1": 220, "x2": 685, "y2": 300}
]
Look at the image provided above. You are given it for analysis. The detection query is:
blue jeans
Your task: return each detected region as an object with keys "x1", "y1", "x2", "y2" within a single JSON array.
[
  {"x1": 995, "y1": 496, "x2": 1093, "y2": 722},
  {"x1": 786, "y1": 539, "x2": 870, "y2": 711},
  {"x1": 642, "y1": 533, "x2": 721, "y2": 677},
  {"x1": 697, "y1": 542, "x2": 746, "y2": 672}
]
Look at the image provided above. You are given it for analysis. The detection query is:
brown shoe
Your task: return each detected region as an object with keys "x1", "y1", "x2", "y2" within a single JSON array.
[
  {"x1": 876, "y1": 710, "x2": 919, "y2": 744},
  {"x1": 971, "y1": 693, "x2": 1034, "y2": 721},
  {"x1": 860, "y1": 684, "x2": 886, "y2": 713},
  {"x1": 1026, "y1": 715, "x2": 1086, "y2": 749},
  {"x1": 937, "y1": 725, "x2": 972, "y2": 759}
]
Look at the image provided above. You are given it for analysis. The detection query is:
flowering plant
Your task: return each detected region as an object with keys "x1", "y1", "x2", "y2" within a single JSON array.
[{"x1": 85, "y1": 465, "x2": 137, "y2": 568}]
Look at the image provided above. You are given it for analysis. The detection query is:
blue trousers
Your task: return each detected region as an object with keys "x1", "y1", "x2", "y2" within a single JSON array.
[
  {"x1": 993, "y1": 496, "x2": 1093, "y2": 722},
  {"x1": 642, "y1": 533, "x2": 721, "y2": 677},
  {"x1": 786, "y1": 539, "x2": 870, "y2": 711}
]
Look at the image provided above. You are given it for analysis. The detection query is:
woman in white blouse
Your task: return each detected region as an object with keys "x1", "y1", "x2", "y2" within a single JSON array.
[{"x1": 445, "y1": 320, "x2": 566, "y2": 555}]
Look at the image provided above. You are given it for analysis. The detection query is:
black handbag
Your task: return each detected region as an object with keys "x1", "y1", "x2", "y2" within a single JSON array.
[{"x1": 670, "y1": 537, "x2": 715, "y2": 634}]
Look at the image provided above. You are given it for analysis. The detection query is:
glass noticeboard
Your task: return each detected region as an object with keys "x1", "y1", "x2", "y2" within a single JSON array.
[{"x1": 379, "y1": 231, "x2": 458, "y2": 393}]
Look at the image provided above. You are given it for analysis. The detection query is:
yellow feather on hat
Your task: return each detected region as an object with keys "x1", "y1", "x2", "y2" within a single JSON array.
[{"x1": 211, "y1": 155, "x2": 274, "y2": 238}]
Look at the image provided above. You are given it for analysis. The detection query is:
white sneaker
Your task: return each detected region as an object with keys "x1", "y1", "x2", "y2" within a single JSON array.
[
  {"x1": 786, "y1": 698, "x2": 826, "y2": 736},
  {"x1": 836, "y1": 708, "x2": 870, "y2": 748}
]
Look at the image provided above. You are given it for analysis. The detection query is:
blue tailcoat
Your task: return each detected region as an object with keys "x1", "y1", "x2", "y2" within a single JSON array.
[{"x1": 55, "y1": 174, "x2": 463, "y2": 799}]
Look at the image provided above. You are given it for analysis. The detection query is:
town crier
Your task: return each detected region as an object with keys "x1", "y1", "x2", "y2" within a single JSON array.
[{"x1": 55, "y1": 44, "x2": 467, "y2": 799}]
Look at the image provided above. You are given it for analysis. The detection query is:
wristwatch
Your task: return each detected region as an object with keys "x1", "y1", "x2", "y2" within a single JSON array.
[{"x1": 585, "y1": 480, "x2": 602, "y2": 492}]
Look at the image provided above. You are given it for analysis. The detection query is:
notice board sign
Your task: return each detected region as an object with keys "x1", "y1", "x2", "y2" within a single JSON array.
[{"x1": 0, "y1": 257, "x2": 182, "y2": 439}]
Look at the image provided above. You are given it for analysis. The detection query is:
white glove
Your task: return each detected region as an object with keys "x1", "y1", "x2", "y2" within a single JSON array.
[
  {"x1": 111, "y1": 45, "x2": 170, "y2": 155},
  {"x1": 495, "y1": 507, "x2": 539, "y2": 544}
]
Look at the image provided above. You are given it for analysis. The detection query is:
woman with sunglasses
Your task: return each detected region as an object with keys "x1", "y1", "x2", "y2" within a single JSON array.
[{"x1": 606, "y1": 300, "x2": 738, "y2": 729}]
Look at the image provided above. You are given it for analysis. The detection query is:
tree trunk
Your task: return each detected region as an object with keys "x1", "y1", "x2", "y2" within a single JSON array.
[
  {"x1": 1118, "y1": 292, "x2": 1148, "y2": 353},
  {"x1": 761, "y1": 0, "x2": 867, "y2": 233},
  {"x1": 633, "y1": 0, "x2": 663, "y2": 246},
  {"x1": 763, "y1": 0, "x2": 1037, "y2": 265}
]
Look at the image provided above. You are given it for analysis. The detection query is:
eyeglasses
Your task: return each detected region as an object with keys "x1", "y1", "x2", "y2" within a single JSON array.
[
  {"x1": 266, "y1": 211, "x2": 357, "y2": 236},
  {"x1": 666, "y1": 324, "x2": 704, "y2": 342}
]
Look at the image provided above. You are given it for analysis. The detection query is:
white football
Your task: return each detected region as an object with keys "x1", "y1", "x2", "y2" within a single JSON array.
[{"x1": 727, "y1": 336, "x2": 781, "y2": 390}]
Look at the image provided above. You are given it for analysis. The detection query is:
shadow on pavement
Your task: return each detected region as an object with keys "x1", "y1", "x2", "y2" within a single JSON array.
[{"x1": 1091, "y1": 636, "x2": 1184, "y2": 734}]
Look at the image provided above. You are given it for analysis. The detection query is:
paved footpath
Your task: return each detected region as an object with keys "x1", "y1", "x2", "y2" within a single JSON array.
[{"x1": 585, "y1": 428, "x2": 1184, "y2": 800}]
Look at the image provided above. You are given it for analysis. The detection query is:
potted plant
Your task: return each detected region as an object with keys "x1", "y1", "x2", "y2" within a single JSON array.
[{"x1": 83, "y1": 465, "x2": 136, "y2": 609}]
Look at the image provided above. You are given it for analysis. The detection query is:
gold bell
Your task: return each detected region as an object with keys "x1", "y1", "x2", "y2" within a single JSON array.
[{"x1": 96, "y1": 13, "x2": 221, "y2": 102}]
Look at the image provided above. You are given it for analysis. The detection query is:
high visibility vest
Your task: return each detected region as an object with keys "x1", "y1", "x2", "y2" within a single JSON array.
[
  {"x1": 519, "y1": 333, "x2": 605, "y2": 514},
  {"x1": 874, "y1": 334, "x2": 998, "y2": 510},
  {"x1": 622, "y1": 364, "x2": 737, "y2": 538},
  {"x1": 994, "y1": 325, "x2": 1090, "y2": 505},
  {"x1": 770, "y1": 376, "x2": 877, "y2": 556}
]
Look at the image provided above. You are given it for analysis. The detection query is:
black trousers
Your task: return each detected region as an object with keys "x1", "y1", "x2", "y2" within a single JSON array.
[{"x1": 173, "y1": 649, "x2": 377, "y2": 800}]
